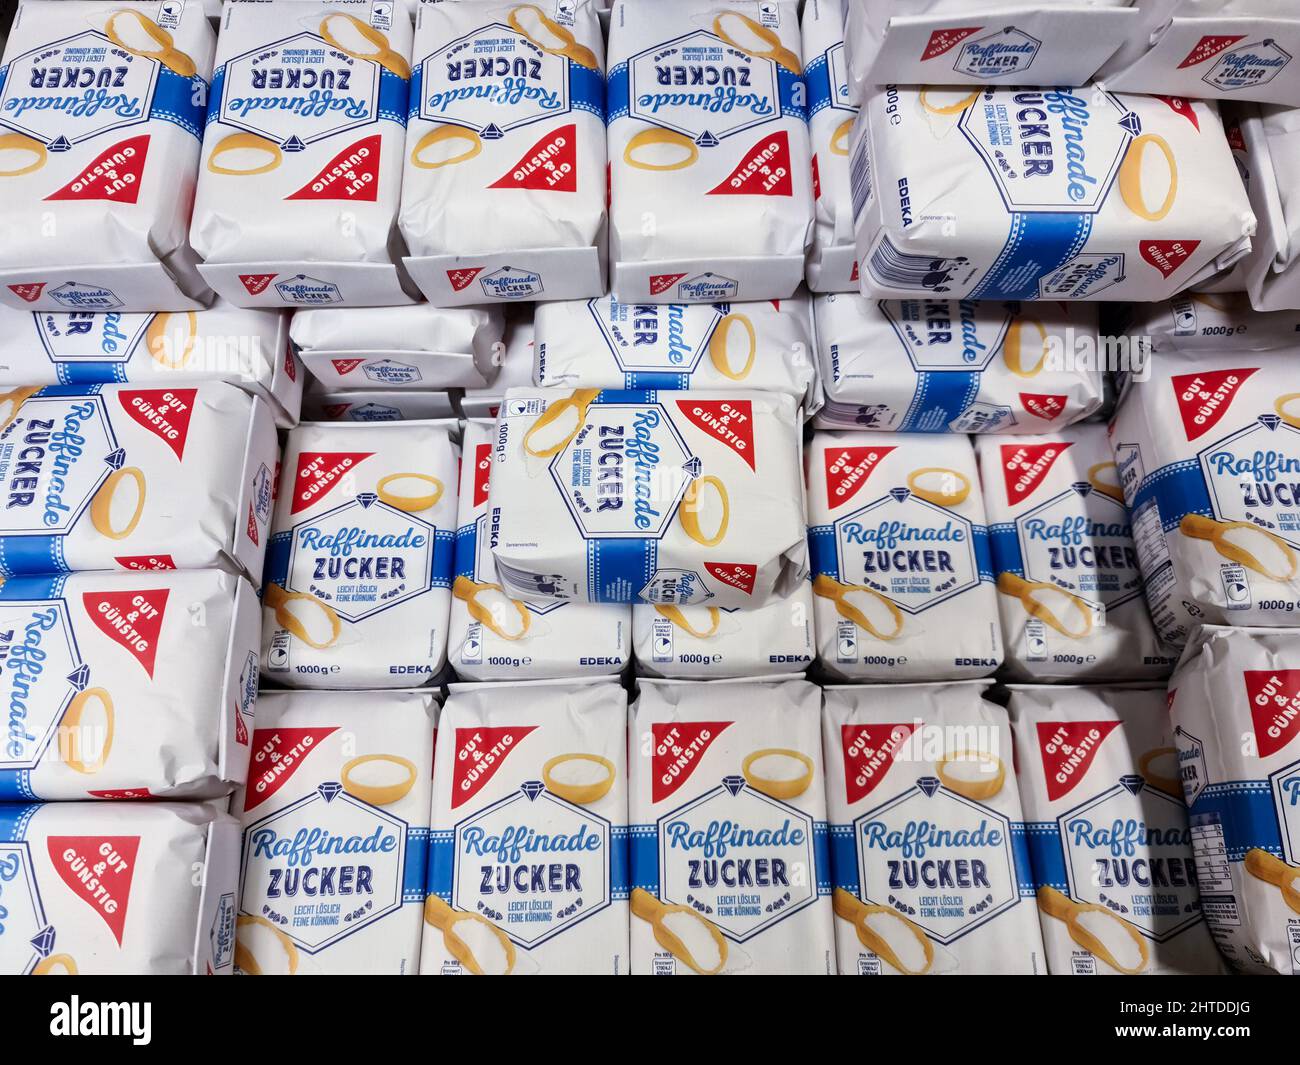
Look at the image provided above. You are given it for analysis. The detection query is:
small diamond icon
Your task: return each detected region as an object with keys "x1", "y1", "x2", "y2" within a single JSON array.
[
  {"x1": 1260, "y1": 414, "x2": 1282, "y2": 430},
  {"x1": 1071, "y1": 481, "x2": 1093, "y2": 496},
  {"x1": 696, "y1": 131, "x2": 718, "y2": 148},
  {"x1": 105, "y1": 448, "x2": 127, "y2": 470},
  {"x1": 682, "y1": 457, "x2": 702, "y2": 477},
  {"x1": 890, "y1": 487, "x2": 911, "y2": 503},
  {"x1": 67, "y1": 664, "x2": 90, "y2": 690},
  {"x1": 1119, "y1": 112, "x2": 1142, "y2": 137},
  {"x1": 357, "y1": 492, "x2": 378, "y2": 508},
  {"x1": 481, "y1": 123, "x2": 504, "y2": 140},
  {"x1": 1120, "y1": 774, "x2": 1145, "y2": 795},
  {"x1": 722, "y1": 774, "x2": 746, "y2": 796},
  {"x1": 918, "y1": 776, "x2": 941, "y2": 797},
  {"x1": 318, "y1": 782, "x2": 343, "y2": 802},
  {"x1": 521, "y1": 780, "x2": 545, "y2": 800},
  {"x1": 31, "y1": 926, "x2": 56, "y2": 956}
]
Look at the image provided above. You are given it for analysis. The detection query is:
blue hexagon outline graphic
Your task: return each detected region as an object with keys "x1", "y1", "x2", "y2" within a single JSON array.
[
  {"x1": 832, "y1": 492, "x2": 979, "y2": 614},
  {"x1": 626, "y1": 29, "x2": 781, "y2": 142},
  {"x1": 35, "y1": 312, "x2": 152, "y2": 365},
  {"x1": 1037, "y1": 252, "x2": 1127, "y2": 299},
  {"x1": 547, "y1": 400, "x2": 693, "y2": 540},
  {"x1": 0, "y1": 841, "x2": 50, "y2": 974},
  {"x1": 852, "y1": 782, "x2": 1018, "y2": 945},
  {"x1": 1205, "y1": 39, "x2": 1293, "y2": 93},
  {"x1": 1268, "y1": 756, "x2": 1300, "y2": 866},
  {"x1": 1197, "y1": 418, "x2": 1300, "y2": 547},
  {"x1": 287, "y1": 495, "x2": 437, "y2": 622},
  {"x1": 880, "y1": 298, "x2": 1012, "y2": 372},
  {"x1": 449, "y1": 786, "x2": 612, "y2": 948},
  {"x1": 0, "y1": 596, "x2": 84, "y2": 771},
  {"x1": 0, "y1": 31, "x2": 160, "y2": 145},
  {"x1": 957, "y1": 88, "x2": 1133, "y2": 215},
  {"x1": 953, "y1": 26, "x2": 1042, "y2": 80},
  {"x1": 656, "y1": 780, "x2": 818, "y2": 943},
  {"x1": 1015, "y1": 485, "x2": 1141, "y2": 610},
  {"x1": 588, "y1": 300, "x2": 721, "y2": 377},
  {"x1": 1057, "y1": 779, "x2": 1205, "y2": 942},
  {"x1": 218, "y1": 32, "x2": 380, "y2": 145},
  {"x1": 418, "y1": 22, "x2": 570, "y2": 133},
  {"x1": 239, "y1": 787, "x2": 410, "y2": 954}
]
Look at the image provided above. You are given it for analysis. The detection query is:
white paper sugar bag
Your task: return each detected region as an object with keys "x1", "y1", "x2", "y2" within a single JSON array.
[
  {"x1": 533, "y1": 293, "x2": 816, "y2": 403},
  {"x1": 304, "y1": 385, "x2": 458, "y2": 422},
  {"x1": 629, "y1": 678, "x2": 835, "y2": 975},
  {"x1": 233, "y1": 689, "x2": 437, "y2": 975},
  {"x1": 823, "y1": 682, "x2": 1045, "y2": 975},
  {"x1": 1128, "y1": 290, "x2": 1300, "y2": 354},
  {"x1": 813, "y1": 294, "x2": 1104, "y2": 432},
  {"x1": 192, "y1": 0, "x2": 417, "y2": 306},
  {"x1": 806, "y1": 430, "x2": 1003, "y2": 679},
  {"x1": 606, "y1": 0, "x2": 814, "y2": 303},
  {"x1": 0, "y1": 1, "x2": 216, "y2": 310},
  {"x1": 399, "y1": 0, "x2": 608, "y2": 305},
  {"x1": 0, "y1": 382, "x2": 277, "y2": 581},
  {"x1": 0, "y1": 301, "x2": 302, "y2": 427},
  {"x1": 802, "y1": 0, "x2": 858, "y2": 292},
  {"x1": 451, "y1": 420, "x2": 629, "y2": 680},
  {"x1": 262, "y1": 420, "x2": 459, "y2": 688},
  {"x1": 290, "y1": 303, "x2": 504, "y2": 391},
  {"x1": 489, "y1": 387, "x2": 808, "y2": 608},
  {"x1": 1009, "y1": 685, "x2": 1224, "y2": 976},
  {"x1": 1109, "y1": 348, "x2": 1300, "y2": 647},
  {"x1": 852, "y1": 86, "x2": 1255, "y2": 302},
  {"x1": 422, "y1": 680, "x2": 629, "y2": 975},
  {"x1": 1236, "y1": 103, "x2": 1300, "y2": 311},
  {"x1": 459, "y1": 315, "x2": 535, "y2": 419},
  {"x1": 632, "y1": 580, "x2": 815, "y2": 678},
  {"x1": 1170, "y1": 625, "x2": 1300, "y2": 974},
  {"x1": 0, "y1": 569, "x2": 258, "y2": 802},
  {"x1": 976, "y1": 425, "x2": 1175, "y2": 682},
  {"x1": 0, "y1": 800, "x2": 239, "y2": 974}
]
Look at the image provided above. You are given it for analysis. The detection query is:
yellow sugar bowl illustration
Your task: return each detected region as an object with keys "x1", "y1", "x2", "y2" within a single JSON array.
[
  {"x1": 235, "y1": 914, "x2": 301, "y2": 975},
  {"x1": 207, "y1": 132, "x2": 283, "y2": 176},
  {"x1": 543, "y1": 753, "x2": 616, "y2": 805},
  {"x1": 0, "y1": 133, "x2": 47, "y2": 177},
  {"x1": 813, "y1": 574, "x2": 904, "y2": 640},
  {"x1": 1244, "y1": 849, "x2": 1300, "y2": 914},
  {"x1": 376, "y1": 472, "x2": 443, "y2": 512},
  {"x1": 90, "y1": 467, "x2": 146, "y2": 540},
  {"x1": 708, "y1": 314, "x2": 756, "y2": 381},
  {"x1": 57, "y1": 687, "x2": 115, "y2": 774},
  {"x1": 410, "y1": 125, "x2": 482, "y2": 169},
  {"x1": 935, "y1": 749, "x2": 1006, "y2": 801},
  {"x1": 104, "y1": 7, "x2": 196, "y2": 77},
  {"x1": 1037, "y1": 887, "x2": 1149, "y2": 974},
  {"x1": 264, "y1": 583, "x2": 342, "y2": 650},
  {"x1": 907, "y1": 467, "x2": 971, "y2": 507},
  {"x1": 1137, "y1": 746, "x2": 1182, "y2": 798},
  {"x1": 454, "y1": 576, "x2": 531, "y2": 640},
  {"x1": 318, "y1": 12, "x2": 410, "y2": 78},
  {"x1": 146, "y1": 311, "x2": 198, "y2": 370},
  {"x1": 623, "y1": 128, "x2": 699, "y2": 171},
  {"x1": 997, "y1": 572, "x2": 1094, "y2": 639},
  {"x1": 341, "y1": 753, "x2": 417, "y2": 806},
  {"x1": 1003, "y1": 317, "x2": 1049, "y2": 378},
  {"x1": 1179, "y1": 514, "x2": 1298, "y2": 582},
  {"x1": 523, "y1": 389, "x2": 599, "y2": 458},
  {"x1": 833, "y1": 889, "x2": 934, "y2": 975},
  {"x1": 32, "y1": 954, "x2": 78, "y2": 975},
  {"x1": 741, "y1": 748, "x2": 813, "y2": 800},
  {"x1": 508, "y1": 4, "x2": 599, "y2": 70},
  {"x1": 424, "y1": 896, "x2": 516, "y2": 975},
  {"x1": 711, "y1": 10, "x2": 801, "y2": 74},
  {"x1": 1086, "y1": 461, "x2": 1124, "y2": 502},
  {"x1": 679, "y1": 475, "x2": 730, "y2": 547},
  {"x1": 630, "y1": 888, "x2": 727, "y2": 975},
  {"x1": 1118, "y1": 134, "x2": 1178, "y2": 222}
]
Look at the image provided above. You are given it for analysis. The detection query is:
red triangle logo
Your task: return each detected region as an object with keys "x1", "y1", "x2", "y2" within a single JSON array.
[
  {"x1": 87, "y1": 788, "x2": 153, "y2": 800},
  {"x1": 81, "y1": 588, "x2": 168, "y2": 678},
  {"x1": 999, "y1": 442, "x2": 1072, "y2": 505},
  {"x1": 286, "y1": 135, "x2": 382, "y2": 201},
  {"x1": 652, "y1": 721, "x2": 732, "y2": 802},
  {"x1": 1140, "y1": 239, "x2": 1199, "y2": 280},
  {"x1": 708, "y1": 129, "x2": 793, "y2": 196},
  {"x1": 284, "y1": 341, "x2": 298, "y2": 382},
  {"x1": 114, "y1": 554, "x2": 177, "y2": 571},
  {"x1": 921, "y1": 26, "x2": 982, "y2": 60},
  {"x1": 649, "y1": 273, "x2": 686, "y2": 296},
  {"x1": 676, "y1": 399, "x2": 755, "y2": 470},
  {"x1": 45, "y1": 135, "x2": 149, "y2": 203},
  {"x1": 330, "y1": 358, "x2": 365, "y2": 376},
  {"x1": 235, "y1": 706, "x2": 249, "y2": 746},
  {"x1": 322, "y1": 404, "x2": 350, "y2": 419},
  {"x1": 703, "y1": 562, "x2": 757, "y2": 595},
  {"x1": 117, "y1": 388, "x2": 197, "y2": 460},
  {"x1": 824, "y1": 445, "x2": 895, "y2": 509},
  {"x1": 811, "y1": 152, "x2": 821, "y2": 200},
  {"x1": 451, "y1": 726, "x2": 537, "y2": 809},
  {"x1": 245, "y1": 727, "x2": 339, "y2": 811},
  {"x1": 1037, "y1": 720, "x2": 1122, "y2": 801},
  {"x1": 1019, "y1": 392, "x2": 1068, "y2": 421},
  {"x1": 239, "y1": 273, "x2": 276, "y2": 296},
  {"x1": 1179, "y1": 34, "x2": 1246, "y2": 68},
  {"x1": 1171, "y1": 367, "x2": 1258, "y2": 441},
  {"x1": 489, "y1": 122, "x2": 578, "y2": 191},
  {"x1": 1156, "y1": 95, "x2": 1199, "y2": 130},
  {"x1": 472, "y1": 443, "x2": 492, "y2": 507},
  {"x1": 447, "y1": 267, "x2": 483, "y2": 292},
  {"x1": 842, "y1": 722, "x2": 915, "y2": 804},
  {"x1": 1245, "y1": 669, "x2": 1300, "y2": 758},
  {"x1": 8, "y1": 282, "x2": 45, "y2": 302},
  {"x1": 48, "y1": 835, "x2": 139, "y2": 945},
  {"x1": 289, "y1": 451, "x2": 374, "y2": 514},
  {"x1": 246, "y1": 501, "x2": 260, "y2": 546}
]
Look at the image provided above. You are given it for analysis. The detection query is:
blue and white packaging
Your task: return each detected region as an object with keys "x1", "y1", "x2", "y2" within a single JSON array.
[
  {"x1": 0, "y1": 382, "x2": 277, "y2": 581},
  {"x1": 806, "y1": 431, "x2": 1003, "y2": 679},
  {"x1": 233, "y1": 689, "x2": 437, "y2": 974},
  {"x1": 976, "y1": 425, "x2": 1175, "y2": 682},
  {"x1": 0, "y1": 799, "x2": 240, "y2": 974},
  {"x1": 812, "y1": 294, "x2": 1104, "y2": 433},
  {"x1": 458, "y1": 314, "x2": 535, "y2": 419},
  {"x1": 290, "y1": 303, "x2": 504, "y2": 391},
  {"x1": 451, "y1": 419, "x2": 629, "y2": 680},
  {"x1": 606, "y1": 0, "x2": 814, "y2": 303},
  {"x1": 824, "y1": 682, "x2": 1044, "y2": 975},
  {"x1": 422, "y1": 680, "x2": 629, "y2": 974},
  {"x1": 399, "y1": 0, "x2": 608, "y2": 306},
  {"x1": 629, "y1": 677, "x2": 835, "y2": 975},
  {"x1": 1009, "y1": 685, "x2": 1224, "y2": 975},
  {"x1": 0, "y1": 301, "x2": 302, "y2": 427},
  {"x1": 1109, "y1": 347, "x2": 1300, "y2": 646},
  {"x1": 262, "y1": 419, "x2": 459, "y2": 688},
  {"x1": 802, "y1": 0, "x2": 859, "y2": 292},
  {"x1": 1170, "y1": 626, "x2": 1300, "y2": 974},
  {"x1": 489, "y1": 387, "x2": 809, "y2": 608},
  {"x1": 850, "y1": 86, "x2": 1255, "y2": 302},
  {"x1": 0, "y1": 568, "x2": 259, "y2": 802},
  {"x1": 1127, "y1": 289, "x2": 1300, "y2": 353},
  {"x1": 533, "y1": 292, "x2": 817, "y2": 406},
  {"x1": 0, "y1": 1, "x2": 216, "y2": 311},
  {"x1": 192, "y1": 0, "x2": 418, "y2": 306}
]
